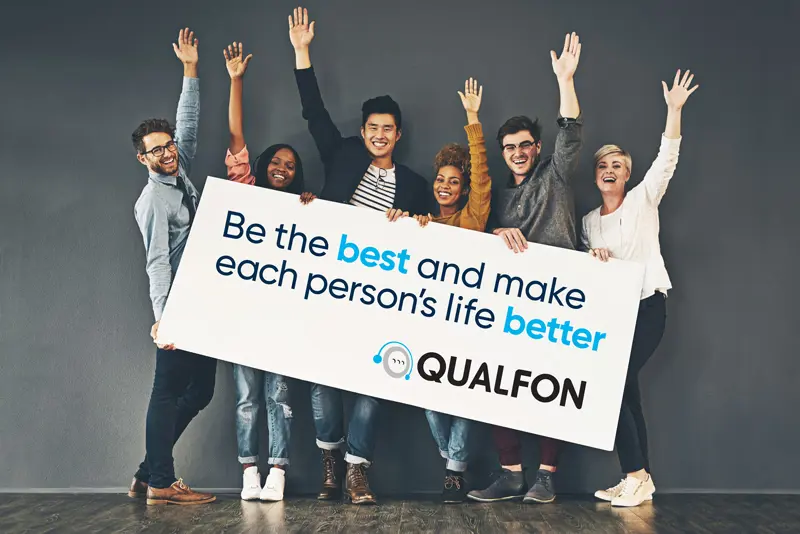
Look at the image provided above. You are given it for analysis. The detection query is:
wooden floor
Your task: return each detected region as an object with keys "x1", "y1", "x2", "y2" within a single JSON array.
[{"x1": 1, "y1": 493, "x2": 798, "y2": 533}]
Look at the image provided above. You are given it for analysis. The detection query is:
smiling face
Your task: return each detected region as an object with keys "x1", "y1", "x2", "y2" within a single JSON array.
[
  {"x1": 501, "y1": 131, "x2": 541, "y2": 178},
  {"x1": 433, "y1": 165, "x2": 466, "y2": 208},
  {"x1": 594, "y1": 148, "x2": 632, "y2": 194},
  {"x1": 361, "y1": 113, "x2": 401, "y2": 160},
  {"x1": 137, "y1": 132, "x2": 179, "y2": 176},
  {"x1": 266, "y1": 148, "x2": 297, "y2": 190}
]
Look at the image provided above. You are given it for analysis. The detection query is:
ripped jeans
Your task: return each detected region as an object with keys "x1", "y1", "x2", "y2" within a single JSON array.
[{"x1": 233, "y1": 365, "x2": 292, "y2": 466}]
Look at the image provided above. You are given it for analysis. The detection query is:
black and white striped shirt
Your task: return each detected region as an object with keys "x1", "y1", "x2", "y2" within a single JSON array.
[{"x1": 349, "y1": 165, "x2": 396, "y2": 211}]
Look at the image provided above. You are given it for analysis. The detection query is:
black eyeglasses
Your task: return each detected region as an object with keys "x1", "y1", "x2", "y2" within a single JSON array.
[
  {"x1": 142, "y1": 140, "x2": 177, "y2": 158},
  {"x1": 503, "y1": 141, "x2": 536, "y2": 153}
]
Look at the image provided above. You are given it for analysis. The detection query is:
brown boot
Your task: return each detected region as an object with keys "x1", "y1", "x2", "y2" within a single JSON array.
[
  {"x1": 146, "y1": 479, "x2": 216, "y2": 505},
  {"x1": 345, "y1": 463, "x2": 377, "y2": 505},
  {"x1": 127, "y1": 476, "x2": 149, "y2": 498},
  {"x1": 317, "y1": 449, "x2": 343, "y2": 500}
]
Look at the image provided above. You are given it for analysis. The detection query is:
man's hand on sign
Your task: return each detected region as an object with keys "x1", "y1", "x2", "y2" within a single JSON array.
[
  {"x1": 386, "y1": 209, "x2": 409, "y2": 223},
  {"x1": 493, "y1": 227, "x2": 528, "y2": 253},
  {"x1": 151, "y1": 321, "x2": 176, "y2": 350}
]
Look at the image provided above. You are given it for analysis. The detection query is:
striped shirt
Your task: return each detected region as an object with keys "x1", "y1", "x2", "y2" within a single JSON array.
[{"x1": 349, "y1": 165, "x2": 396, "y2": 211}]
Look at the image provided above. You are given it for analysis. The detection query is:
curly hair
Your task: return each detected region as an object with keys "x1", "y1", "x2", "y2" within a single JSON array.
[
  {"x1": 433, "y1": 143, "x2": 470, "y2": 186},
  {"x1": 132, "y1": 118, "x2": 174, "y2": 154}
]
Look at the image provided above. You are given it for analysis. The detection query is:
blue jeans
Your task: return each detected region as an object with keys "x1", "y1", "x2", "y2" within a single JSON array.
[
  {"x1": 310, "y1": 383, "x2": 380, "y2": 466},
  {"x1": 425, "y1": 410, "x2": 471, "y2": 472},
  {"x1": 233, "y1": 365, "x2": 292, "y2": 466}
]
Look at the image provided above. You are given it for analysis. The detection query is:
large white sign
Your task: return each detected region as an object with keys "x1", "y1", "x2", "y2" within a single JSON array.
[{"x1": 158, "y1": 177, "x2": 644, "y2": 450}]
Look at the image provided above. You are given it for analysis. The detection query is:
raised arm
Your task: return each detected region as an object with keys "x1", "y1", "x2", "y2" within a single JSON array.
[
  {"x1": 224, "y1": 42, "x2": 253, "y2": 156},
  {"x1": 550, "y1": 32, "x2": 583, "y2": 180},
  {"x1": 290, "y1": 7, "x2": 344, "y2": 165},
  {"x1": 640, "y1": 69, "x2": 699, "y2": 204},
  {"x1": 172, "y1": 28, "x2": 200, "y2": 175},
  {"x1": 458, "y1": 78, "x2": 491, "y2": 231}
]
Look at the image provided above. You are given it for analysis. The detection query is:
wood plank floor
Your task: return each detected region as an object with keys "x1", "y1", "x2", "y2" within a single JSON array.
[{"x1": 1, "y1": 493, "x2": 798, "y2": 533}]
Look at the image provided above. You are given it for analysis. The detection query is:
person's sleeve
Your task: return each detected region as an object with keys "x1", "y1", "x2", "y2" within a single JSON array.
[
  {"x1": 551, "y1": 115, "x2": 583, "y2": 183},
  {"x1": 174, "y1": 76, "x2": 200, "y2": 176},
  {"x1": 134, "y1": 194, "x2": 173, "y2": 321},
  {"x1": 294, "y1": 67, "x2": 344, "y2": 166},
  {"x1": 225, "y1": 145, "x2": 256, "y2": 185},
  {"x1": 461, "y1": 123, "x2": 492, "y2": 231}
]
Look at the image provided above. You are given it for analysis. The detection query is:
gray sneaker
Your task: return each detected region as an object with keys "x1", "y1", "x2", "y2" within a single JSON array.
[
  {"x1": 467, "y1": 469, "x2": 528, "y2": 502},
  {"x1": 523, "y1": 469, "x2": 555, "y2": 503}
]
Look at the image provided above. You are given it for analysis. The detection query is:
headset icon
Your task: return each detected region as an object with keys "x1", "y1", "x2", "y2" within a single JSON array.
[{"x1": 372, "y1": 341, "x2": 414, "y2": 380}]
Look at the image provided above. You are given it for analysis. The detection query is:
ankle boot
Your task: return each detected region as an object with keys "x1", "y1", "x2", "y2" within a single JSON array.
[
  {"x1": 317, "y1": 449, "x2": 343, "y2": 500},
  {"x1": 345, "y1": 462, "x2": 377, "y2": 505}
]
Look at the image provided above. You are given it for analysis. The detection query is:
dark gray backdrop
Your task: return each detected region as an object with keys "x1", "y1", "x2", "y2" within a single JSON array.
[{"x1": 1, "y1": 0, "x2": 798, "y2": 494}]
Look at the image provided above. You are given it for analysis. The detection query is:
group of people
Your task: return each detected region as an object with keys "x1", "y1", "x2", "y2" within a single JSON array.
[{"x1": 128, "y1": 7, "x2": 698, "y2": 510}]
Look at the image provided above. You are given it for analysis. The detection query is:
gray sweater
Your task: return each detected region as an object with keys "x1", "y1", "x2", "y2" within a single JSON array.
[{"x1": 487, "y1": 117, "x2": 583, "y2": 250}]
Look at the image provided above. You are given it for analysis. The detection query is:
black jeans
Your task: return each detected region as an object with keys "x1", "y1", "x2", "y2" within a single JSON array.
[
  {"x1": 134, "y1": 348, "x2": 217, "y2": 488},
  {"x1": 616, "y1": 292, "x2": 666, "y2": 474}
]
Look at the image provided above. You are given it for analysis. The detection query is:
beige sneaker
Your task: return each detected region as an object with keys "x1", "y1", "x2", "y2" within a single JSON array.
[{"x1": 611, "y1": 475, "x2": 655, "y2": 507}]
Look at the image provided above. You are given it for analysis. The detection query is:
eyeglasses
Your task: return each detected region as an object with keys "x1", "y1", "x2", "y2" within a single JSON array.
[
  {"x1": 142, "y1": 140, "x2": 177, "y2": 158},
  {"x1": 502, "y1": 141, "x2": 536, "y2": 153},
  {"x1": 375, "y1": 168, "x2": 388, "y2": 190}
]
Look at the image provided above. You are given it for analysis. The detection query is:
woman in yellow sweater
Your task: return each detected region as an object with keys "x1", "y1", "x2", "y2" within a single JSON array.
[{"x1": 421, "y1": 77, "x2": 492, "y2": 503}]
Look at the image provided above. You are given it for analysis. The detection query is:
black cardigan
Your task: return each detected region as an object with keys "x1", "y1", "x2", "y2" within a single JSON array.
[{"x1": 294, "y1": 67, "x2": 429, "y2": 215}]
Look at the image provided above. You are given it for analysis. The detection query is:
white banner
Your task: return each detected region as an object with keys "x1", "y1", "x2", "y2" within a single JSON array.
[{"x1": 158, "y1": 177, "x2": 644, "y2": 450}]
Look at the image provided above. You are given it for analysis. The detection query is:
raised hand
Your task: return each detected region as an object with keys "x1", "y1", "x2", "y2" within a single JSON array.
[
  {"x1": 224, "y1": 42, "x2": 253, "y2": 79},
  {"x1": 458, "y1": 77, "x2": 483, "y2": 116},
  {"x1": 289, "y1": 6, "x2": 315, "y2": 50},
  {"x1": 173, "y1": 27, "x2": 199, "y2": 65},
  {"x1": 550, "y1": 32, "x2": 581, "y2": 81},
  {"x1": 662, "y1": 69, "x2": 699, "y2": 110}
]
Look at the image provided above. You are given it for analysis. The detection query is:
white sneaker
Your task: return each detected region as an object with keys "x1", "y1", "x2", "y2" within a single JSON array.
[
  {"x1": 611, "y1": 475, "x2": 656, "y2": 507},
  {"x1": 240, "y1": 466, "x2": 262, "y2": 501},
  {"x1": 594, "y1": 478, "x2": 626, "y2": 502},
  {"x1": 259, "y1": 467, "x2": 286, "y2": 501}
]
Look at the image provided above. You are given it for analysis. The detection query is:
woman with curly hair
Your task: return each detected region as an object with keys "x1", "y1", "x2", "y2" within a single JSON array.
[{"x1": 420, "y1": 77, "x2": 492, "y2": 504}]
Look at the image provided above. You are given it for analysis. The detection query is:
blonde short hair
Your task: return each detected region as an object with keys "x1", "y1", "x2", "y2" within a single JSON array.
[{"x1": 594, "y1": 144, "x2": 632, "y2": 175}]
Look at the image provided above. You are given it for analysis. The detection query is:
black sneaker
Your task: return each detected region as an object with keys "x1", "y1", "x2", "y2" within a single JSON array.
[
  {"x1": 523, "y1": 469, "x2": 555, "y2": 503},
  {"x1": 442, "y1": 470, "x2": 468, "y2": 504},
  {"x1": 467, "y1": 469, "x2": 528, "y2": 502}
]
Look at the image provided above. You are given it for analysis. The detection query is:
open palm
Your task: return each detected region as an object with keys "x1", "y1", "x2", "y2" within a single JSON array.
[
  {"x1": 458, "y1": 77, "x2": 483, "y2": 114},
  {"x1": 173, "y1": 28, "x2": 198, "y2": 64},
  {"x1": 224, "y1": 42, "x2": 252, "y2": 79},
  {"x1": 662, "y1": 69, "x2": 699, "y2": 109},
  {"x1": 289, "y1": 7, "x2": 315, "y2": 50},
  {"x1": 550, "y1": 32, "x2": 581, "y2": 81}
]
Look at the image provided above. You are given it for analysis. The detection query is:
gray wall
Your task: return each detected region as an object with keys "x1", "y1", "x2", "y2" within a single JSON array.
[{"x1": 1, "y1": 0, "x2": 798, "y2": 493}]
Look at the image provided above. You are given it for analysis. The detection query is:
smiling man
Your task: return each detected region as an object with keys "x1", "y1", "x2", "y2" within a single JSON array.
[
  {"x1": 129, "y1": 28, "x2": 217, "y2": 506},
  {"x1": 288, "y1": 7, "x2": 428, "y2": 506},
  {"x1": 470, "y1": 32, "x2": 584, "y2": 506}
]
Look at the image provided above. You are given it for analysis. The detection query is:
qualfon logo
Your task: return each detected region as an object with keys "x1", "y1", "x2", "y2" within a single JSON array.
[{"x1": 372, "y1": 341, "x2": 414, "y2": 380}]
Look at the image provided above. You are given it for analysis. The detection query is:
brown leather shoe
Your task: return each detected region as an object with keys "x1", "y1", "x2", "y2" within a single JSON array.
[
  {"x1": 317, "y1": 449, "x2": 343, "y2": 500},
  {"x1": 345, "y1": 463, "x2": 377, "y2": 505},
  {"x1": 146, "y1": 479, "x2": 216, "y2": 505},
  {"x1": 127, "y1": 477, "x2": 148, "y2": 498}
]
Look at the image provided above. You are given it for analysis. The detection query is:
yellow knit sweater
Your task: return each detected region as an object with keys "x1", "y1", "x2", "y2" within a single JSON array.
[{"x1": 432, "y1": 122, "x2": 492, "y2": 231}]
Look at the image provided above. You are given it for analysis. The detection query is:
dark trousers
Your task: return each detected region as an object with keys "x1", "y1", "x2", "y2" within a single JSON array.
[
  {"x1": 616, "y1": 292, "x2": 667, "y2": 473},
  {"x1": 492, "y1": 426, "x2": 562, "y2": 467},
  {"x1": 134, "y1": 348, "x2": 217, "y2": 488}
]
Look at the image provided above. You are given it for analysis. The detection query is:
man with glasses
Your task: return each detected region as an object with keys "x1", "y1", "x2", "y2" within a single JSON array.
[
  {"x1": 128, "y1": 28, "x2": 217, "y2": 506},
  {"x1": 288, "y1": 7, "x2": 428, "y2": 505},
  {"x1": 467, "y1": 32, "x2": 584, "y2": 506}
]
